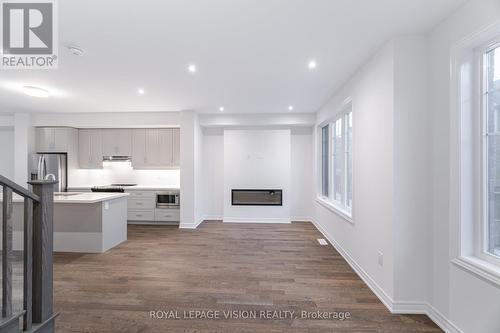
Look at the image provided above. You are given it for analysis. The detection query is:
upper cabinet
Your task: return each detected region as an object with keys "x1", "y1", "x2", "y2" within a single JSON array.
[
  {"x1": 36, "y1": 127, "x2": 77, "y2": 153},
  {"x1": 37, "y1": 127, "x2": 178, "y2": 170},
  {"x1": 78, "y1": 129, "x2": 103, "y2": 169},
  {"x1": 102, "y1": 129, "x2": 132, "y2": 156},
  {"x1": 131, "y1": 128, "x2": 179, "y2": 169}
]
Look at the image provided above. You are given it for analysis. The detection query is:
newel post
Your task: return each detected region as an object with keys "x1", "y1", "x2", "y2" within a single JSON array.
[{"x1": 28, "y1": 180, "x2": 57, "y2": 331}]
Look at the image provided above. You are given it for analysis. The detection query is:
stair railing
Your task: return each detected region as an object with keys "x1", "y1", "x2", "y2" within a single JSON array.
[{"x1": 0, "y1": 175, "x2": 57, "y2": 333}]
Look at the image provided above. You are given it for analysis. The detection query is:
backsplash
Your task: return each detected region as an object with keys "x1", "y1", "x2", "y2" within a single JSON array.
[{"x1": 69, "y1": 161, "x2": 180, "y2": 187}]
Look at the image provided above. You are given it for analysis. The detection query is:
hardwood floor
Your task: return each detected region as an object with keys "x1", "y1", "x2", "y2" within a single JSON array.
[{"x1": 53, "y1": 221, "x2": 441, "y2": 333}]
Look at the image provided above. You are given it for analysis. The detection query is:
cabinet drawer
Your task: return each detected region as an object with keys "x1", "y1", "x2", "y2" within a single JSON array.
[
  {"x1": 128, "y1": 198, "x2": 155, "y2": 209},
  {"x1": 127, "y1": 191, "x2": 155, "y2": 199},
  {"x1": 155, "y1": 209, "x2": 180, "y2": 222},
  {"x1": 127, "y1": 210, "x2": 154, "y2": 221}
]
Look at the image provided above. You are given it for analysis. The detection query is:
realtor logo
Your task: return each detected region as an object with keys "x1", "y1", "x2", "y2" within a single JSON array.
[{"x1": 1, "y1": 0, "x2": 58, "y2": 69}]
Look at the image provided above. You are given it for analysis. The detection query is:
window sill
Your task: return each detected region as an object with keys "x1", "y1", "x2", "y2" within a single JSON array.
[
  {"x1": 315, "y1": 196, "x2": 354, "y2": 225},
  {"x1": 452, "y1": 256, "x2": 500, "y2": 287}
]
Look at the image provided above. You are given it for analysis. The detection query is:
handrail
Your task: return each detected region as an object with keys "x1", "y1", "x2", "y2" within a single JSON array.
[
  {"x1": 0, "y1": 175, "x2": 40, "y2": 202},
  {"x1": 1, "y1": 174, "x2": 57, "y2": 332}
]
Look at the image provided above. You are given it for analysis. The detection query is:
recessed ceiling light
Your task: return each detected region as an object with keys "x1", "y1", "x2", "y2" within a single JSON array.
[
  {"x1": 23, "y1": 86, "x2": 49, "y2": 98},
  {"x1": 138, "y1": 88, "x2": 145, "y2": 95},
  {"x1": 188, "y1": 64, "x2": 197, "y2": 73},
  {"x1": 288, "y1": 105, "x2": 294, "y2": 111},
  {"x1": 308, "y1": 60, "x2": 317, "y2": 70},
  {"x1": 66, "y1": 45, "x2": 84, "y2": 56},
  {"x1": 219, "y1": 106, "x2": 225, "y2": 112}
]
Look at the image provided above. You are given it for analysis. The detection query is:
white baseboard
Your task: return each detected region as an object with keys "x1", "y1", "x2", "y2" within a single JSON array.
[
  {"x1": 203, "y1": 215, "x2": 223, "y2": 221},
  {"x1": 223, "y1": 217, "x2": 291, "y2": 224},
  {"x1": 309, "y1": 217, "x2": 464, "y2": 333},
  {"x1": 290, "y1": 216, "x2": 314, "y2": 222},
  {"x1": 179, "y1": 216, "x2": 205, "y2": 229}
]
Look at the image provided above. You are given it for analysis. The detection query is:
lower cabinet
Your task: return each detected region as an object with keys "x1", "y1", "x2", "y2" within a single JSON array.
[
  {"x1": 126, "y1": 190, "x2": 179, "y2": 224},
  {"x1": 154, "y1": 208, "x2": 180, "y2": 222}
]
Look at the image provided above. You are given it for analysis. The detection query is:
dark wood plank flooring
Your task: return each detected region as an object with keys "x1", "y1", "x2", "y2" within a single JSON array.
[{"x1": 53, "y1": 221, "x2": 441, "y2": 333}]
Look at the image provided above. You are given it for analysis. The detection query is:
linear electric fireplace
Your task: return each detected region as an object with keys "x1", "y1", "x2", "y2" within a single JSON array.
[{"x1": 231, "y1": 189, "x2": 283, "y2": 206}]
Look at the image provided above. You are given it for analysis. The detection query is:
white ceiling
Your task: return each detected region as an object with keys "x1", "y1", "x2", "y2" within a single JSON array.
[{"x1": 0, "y1": 0, "x2": 466, "y2": 114}]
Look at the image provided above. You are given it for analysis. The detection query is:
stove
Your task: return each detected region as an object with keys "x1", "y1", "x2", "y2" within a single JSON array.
[{"x1": 110, "y1": 184, "x2": 137, "y2": 187}]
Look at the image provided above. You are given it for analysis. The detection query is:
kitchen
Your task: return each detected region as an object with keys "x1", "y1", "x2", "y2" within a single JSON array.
[{"x1": 25, "y1": 126, "x2": 181, "y2": 253}]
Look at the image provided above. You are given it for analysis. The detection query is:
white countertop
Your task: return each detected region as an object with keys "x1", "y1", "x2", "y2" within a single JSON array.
[
  {"x1": 68, "y1": 185, "x2": 180, "y2": 191},
  {"x1": 8, "y1": 192, "x2": 129, "y2": 204}
]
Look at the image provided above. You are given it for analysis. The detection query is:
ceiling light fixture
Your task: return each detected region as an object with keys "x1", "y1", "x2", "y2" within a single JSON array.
[
  {"x1": 308, "y1": 60, "x2": 317, "y2": 70},
  {"x1": 66, "y1": 45, "x2": 84, "y2": 56},
  {"x1": 219, "y1": 106, "x2": 225, "y2": 112},
  {"x1": 188, "y1": 64, "x2": 197, "y2": 73},
  {"x1": 288, "y1": 105, "x2": 294, "y2": 111},
  {"x1": 138, "y1": 88, "x2": 145, "y2": 95},
  {"x1": 23, "y1": 86, "x2": 49, "y2": 98}
]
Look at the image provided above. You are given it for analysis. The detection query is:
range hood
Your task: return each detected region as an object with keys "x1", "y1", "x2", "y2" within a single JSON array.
[{"x1": 102, "y1": 156, "x2": 131, "y2": 162}]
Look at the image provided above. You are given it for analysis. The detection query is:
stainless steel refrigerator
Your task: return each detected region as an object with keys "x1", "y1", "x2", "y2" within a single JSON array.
[{"x1": 30, "y1": 153, "x2": 68, "y2": 192}]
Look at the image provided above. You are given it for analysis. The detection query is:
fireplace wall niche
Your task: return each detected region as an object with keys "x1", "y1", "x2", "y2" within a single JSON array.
[{"x1": 231, "y1": 189, "x2": 283, "y2": 206}]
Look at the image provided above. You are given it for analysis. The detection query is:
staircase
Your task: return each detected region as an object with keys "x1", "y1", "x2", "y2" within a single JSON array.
[{"x1": 0, "y1": 175, "x2": 57, "y2": 333}]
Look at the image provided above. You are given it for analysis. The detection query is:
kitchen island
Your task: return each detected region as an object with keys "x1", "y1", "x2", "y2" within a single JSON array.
[{"x1": 7, "y1": 192, "x2": 130, "y2": 253}]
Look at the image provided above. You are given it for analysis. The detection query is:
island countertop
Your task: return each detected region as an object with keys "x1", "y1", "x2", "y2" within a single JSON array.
[{"x1": 7, "y1": 192, "x2": 130, "y2": 204}]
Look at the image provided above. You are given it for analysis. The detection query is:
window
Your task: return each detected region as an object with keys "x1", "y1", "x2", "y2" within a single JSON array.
[
  {"x1": 482, "y1": 44, "x2": 500, "y2": 265},
  {"x1": 319, "y1": 106, "x2": 353, "y2": 216},
  {"x1": 321, "y1": 125, "x2": 329, "y2": 197}
]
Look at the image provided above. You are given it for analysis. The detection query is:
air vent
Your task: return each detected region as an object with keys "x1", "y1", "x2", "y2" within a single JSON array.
[{"x1": 317, "y1": 239, "x2": 328, "y2": 246}]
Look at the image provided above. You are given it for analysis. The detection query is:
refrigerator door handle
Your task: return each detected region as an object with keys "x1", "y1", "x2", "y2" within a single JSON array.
[{"x1": 37, "y1": 155, "x2": 43, "y2": 180}]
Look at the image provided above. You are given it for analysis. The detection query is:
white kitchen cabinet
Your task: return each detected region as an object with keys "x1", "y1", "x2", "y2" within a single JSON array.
[
  {"x1": 131, "y1": 129, "x2": 147, "y2": 168},
  {"x1": 157, "y1": 129, "x2": 173, "y2": 166},
  {"x1": 131, "y1": 128, "x2": 179, "y2": 169},
  {"x1": 101, "y1": 129, "x2": 132, "y2": 156},
  {"x1": 172, "y1": 128, "x2": 180, "y2": 167},
  {"x1": 36, "y1": 127, "x2": 77, "y2": 153},
  {"x1": 78, "y1": 129, "x2": 103, "y2": 169}
]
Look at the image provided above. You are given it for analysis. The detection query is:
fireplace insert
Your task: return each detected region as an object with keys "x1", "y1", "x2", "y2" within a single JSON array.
[{"x1": 231, "y1": 189, "x2": 283, "y2": 206}]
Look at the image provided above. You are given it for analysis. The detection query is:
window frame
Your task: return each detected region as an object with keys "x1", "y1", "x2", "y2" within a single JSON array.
[
  {"x1": 317, "y1": 102, "x2": 353, "y2": 222},
  {"x1": 479, "y1": 41, "x2": 500, "y2": 267}
]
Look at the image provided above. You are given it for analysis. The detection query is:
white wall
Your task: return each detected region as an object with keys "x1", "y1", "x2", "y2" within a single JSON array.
[
  {"x1": 13, "y1": 113, "x2": 34, "y2": 187},
  {"x1": 392, "y1": 36, "x2": 432, "y2": 303},
  {"x1": 313, "y1": 41, "x2": 396, "y2": 299},
  {"x1": 0, "y1": 127, "x2": 14, "y2": 179},
  {"x1": 429, "y1": 1, "x2": 500, "y2": 332},
  {"x1": 200, "y1": 127, "x2": 313, "y2": 221},
  {"x1": 201, "y1": 128, "x2": 224, "y2": 219},
  {"x1": 291, "y1": 127, "x2": 313, "y2": 220},
  {"x1": 223, "y1": 129, "x2": 291, "y2": 223},
  {"x1": 69, "y1": 162, "x2": 180, "y2": 187},
  {"x1": 31, "y1": 112, "x2": 180, "y2": 128}
]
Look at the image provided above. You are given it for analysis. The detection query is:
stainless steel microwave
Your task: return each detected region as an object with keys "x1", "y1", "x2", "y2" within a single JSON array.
[{"x1": 156, "y1": 191, "x2": 180, "y2": 208}]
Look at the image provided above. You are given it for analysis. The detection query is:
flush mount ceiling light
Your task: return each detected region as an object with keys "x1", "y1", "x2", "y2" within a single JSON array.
[
  {"x1": 308, "y1": 60, "x2": 317, "y2": 70},
  {"x1": 23, "y1": 86, "x2": 49, "y2": 98},
  {"x1": 188, "y1": 64, "x2": 197, "y2": 73},
  {"x1": 288, "y1": 105, "x2": 294, "y2": 111},
  {"x1": 66, "y1": 45, "x2": 84, "y2": 56},
  {"x1": 219, "y1": 106, "x2": 225, "y2": 112},
  {"x1": 138, "y1": 88, "x2": 145, "y2": 95}
]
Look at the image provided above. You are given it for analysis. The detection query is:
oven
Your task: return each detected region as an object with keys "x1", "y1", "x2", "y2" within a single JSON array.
[{"x1": 156, "y1": 191, "x2": 180, "y2": 208}]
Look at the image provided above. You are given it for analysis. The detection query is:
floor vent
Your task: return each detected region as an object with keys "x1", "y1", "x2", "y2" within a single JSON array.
[{"x1": 317, "y1": 239, "x2": 328, "y2": 246}]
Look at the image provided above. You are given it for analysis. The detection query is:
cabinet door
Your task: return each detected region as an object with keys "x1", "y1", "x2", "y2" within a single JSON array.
[
  {"x1": 131, "y1": 129, "x2": 147, "y2": 168},
  {"x1": 89, "y1": 129, "x2": 103, "y2": 167},
  {"x1": 172, "y1": 128, "x2": 180, "y2": 167},
  {"x1": 78, "y1": 130, "x2": 92, "y2": 168},
  {"x1": 158, "y1": 129, "x2": 173, "y2": 166},
  {"x1": 53, "y1": 128, "x2": 69, "y2": 152},
  {"x1": 36, "y1": 128, "x2": 55, "y2": 152},
  {"x1": 145, "y1": 129, "x2": 160, "y2": 166},
  {"x1": 79, "y1": 129, "x2": 102, "y2": 169},
  {"x1": 101, "y1": 129, "x2": 132, "y2": 156}
]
